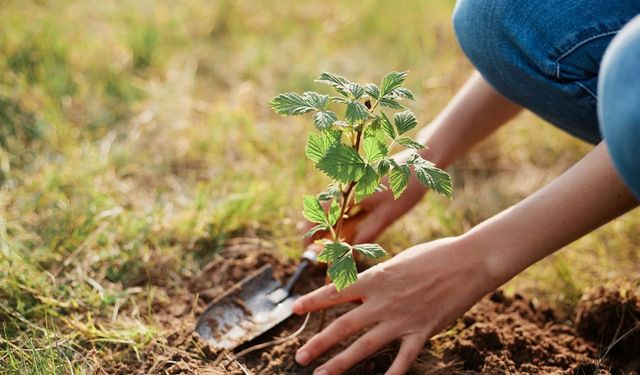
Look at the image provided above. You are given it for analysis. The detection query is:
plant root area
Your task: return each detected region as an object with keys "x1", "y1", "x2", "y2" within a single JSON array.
[{"x1": 104, "y1": 244, "x2": 640, "y2": 374}]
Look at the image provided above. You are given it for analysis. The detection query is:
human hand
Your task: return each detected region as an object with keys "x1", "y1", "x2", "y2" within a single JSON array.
[{"x1": 292, "y1": 235, "x2": 497, "y2": 375}]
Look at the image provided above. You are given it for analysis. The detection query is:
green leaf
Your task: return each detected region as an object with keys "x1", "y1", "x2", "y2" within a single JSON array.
[
  {"x1": 304, "y1": 224, "x2": 327, "y2": 239},
  {"x1": 328, "y1": 199, "x2": 341, "y2": 226},
  {"x1": 363, "y1": 137, "x2": 388, "y2": 163},
  {"x1": 345, "y1": 101, "x2": 369, "y2": 124},
  {"x1": 316, "y1": 72, "x2": 350, "y2": 96},
  {"x1": 317, "y1": 242, "x2": 350, "y2": 263},
  {"x1": 394, "y1": 110, "x2": 417, "y2": 135},
  {"x1": 328, "y1": 251, "x2": 358, "y2": 291},
  {"x1": 317, "y1": 143, "x2": 366, "y2": 183},
  {"x1": 313, "y1": 111, "x2": 338, "y2": 130},
  {"x1": 305, "y1": 131, "x2": 340, "y2": 163},
  {"x1": 345, "y1": 83, "x2": 365, "y2": 99},
  {"x1": 269, "y1": 93, "x2": 316, "y2": 116},
  {"x1": 318, "y1": 185, "x2": 340, "y2": 201},
  {"x1": 389, "y1": 164, "x2": 410, "y2": 199},
  {"x1": 380, "y1": 71, "x2": 407, "y2": 97},
  {"x1": 364, "y1": 83, "x2": 380, "y2": 99},
  {"x1": 303, "y1": 195, "x2": 327, "y2": 224},
  {"x1": 303, "y1": 91, "x2": 329, "y2": 110},
  {"x1": 390, "y1": 87, "x2": 415, "y2": 101},
  {"x1": 378, "y1": 97, "x2": 404, "y2": 109},
  {"x1": 354, "y1": 165, "x2": 379, "y2": 203},
  {"x1": 353, "y1": 243, "x2": 386, "y2": 259},
  {"x1": 380, "y1": 112, "x2": 396, "y2": 140},
  {"x1": 407, "y1": 154, "x2": 453, "y2": 198},
  {"x1": 397, "y1": 137, "x2": 425, "y2": 150},
  {"x1": 377, "y1": 158, "x2": 391, "y2": 176}
]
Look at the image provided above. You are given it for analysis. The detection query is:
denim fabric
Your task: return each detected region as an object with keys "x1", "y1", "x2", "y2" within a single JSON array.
[
  {"x1": 453, "y1": 0, "x2": 640, "y2": 144},
  {"x1": 599, "y1": 16, "x2": 640, "y2": 200}
]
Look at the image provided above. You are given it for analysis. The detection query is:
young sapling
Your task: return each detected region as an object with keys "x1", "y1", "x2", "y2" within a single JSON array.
[{"x1": 270, "y1": 71, "x2": 453, "y2": 292}]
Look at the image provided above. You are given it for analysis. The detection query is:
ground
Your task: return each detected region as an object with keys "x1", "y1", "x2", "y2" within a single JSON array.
[{"x1": 0, "y1": 1, "x2": 639, "y2": 374}]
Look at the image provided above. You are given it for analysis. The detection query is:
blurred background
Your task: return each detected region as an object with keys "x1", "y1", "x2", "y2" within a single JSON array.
[{"x1": 0, "y1": 0, "x2": 638, "y2": 372}]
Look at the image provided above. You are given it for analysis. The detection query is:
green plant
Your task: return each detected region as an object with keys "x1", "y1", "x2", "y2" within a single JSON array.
[{"x1": 270, "y1": 71, "x2": 453, "y2": 291}]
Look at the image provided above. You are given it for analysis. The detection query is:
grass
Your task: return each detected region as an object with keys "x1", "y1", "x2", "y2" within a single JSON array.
[{"x1": 0, "y1": 0, "x2": 638, "y2": 372}]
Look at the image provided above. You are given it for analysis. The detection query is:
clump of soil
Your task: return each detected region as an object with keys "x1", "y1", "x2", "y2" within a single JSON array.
[
  {"x1": 101, "y1": 241, "x2": 640, "y2": 374},
  {"x1": 575, "y1": 285, "x2": 640, "y2": 369}
]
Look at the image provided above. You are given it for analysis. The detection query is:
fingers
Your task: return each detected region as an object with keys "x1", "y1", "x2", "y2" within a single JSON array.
[
  {"x1": 312, "y1": 323, "x2": 396, "y2": 375},
  {"x1": 293, "y1": 281, "x2": 364, "y2": 315},
  {"x1": 384, "y1": 334, "x2": 425, "y2": 375},
  {"x1": 295, "y1": 305, "x2": 372, "y2": 366}
]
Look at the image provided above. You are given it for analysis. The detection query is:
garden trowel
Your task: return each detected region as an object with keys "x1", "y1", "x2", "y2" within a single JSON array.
[{"x1": 195, "y1": 249, "x2": 316, "y2": 351}]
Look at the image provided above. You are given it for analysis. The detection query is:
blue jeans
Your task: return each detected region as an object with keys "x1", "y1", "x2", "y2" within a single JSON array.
[{"x1": 453, "y1": 0, "x2": 640, "y2": 199}]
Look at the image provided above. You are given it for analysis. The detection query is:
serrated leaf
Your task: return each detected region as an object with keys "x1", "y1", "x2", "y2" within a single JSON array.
[
  {"x1": 345, "y1": 83, "x2": 365, "y2": 99},
  {"x1": 345, "y1": 101, "x2": 369, "y2": 124},
  {"x1": 378, "y1": 97, "x2": 404, "y2": 109},
  {"x1": 328, "y1": 199, "x2": 341, "y2": 226},
  {"x1": 328, "y1": 251, "x2": 358, "y2": 291},
  {"x1": 313, "y1": 111, "x2": 338, "y2": 130},
  {"x1": 377, "y1": 158, "x2": 391, "y2": 176},
  {"x1": 354, "y1": 165, "x2": 379, "y2": 203},
  {"x1": 303, "y1": 91, "x2": 329, "y2": 110},
  {"x1": 305, "y1": 131, "x2": 340, "y2": 163},
  {"x1": 394, "y1": 110, "x2": 417, "y2": 135},
  {"x1": 316, "y1": 72, "x2": 350, "y2": 96},
  {"x1": 407, "y1": 154, "x2": 453, "y2": 198},
  {"x1": 390, "y1": 87, "x2": 415, "y2": 101},
  {"x1": 380, "y1": 71, "x2": 407, "y2": 97},
  {"x1": 318, "y1": 242, "x2": 350, "y2": 263},
  {"x1": 364, "y1": 83, "x2": 380, "y2": 99},
  {"x1": 303, "y1": 195, "x2": 327, "y2": 224},
  {"x1": 304, "y1": 224, "x2": 327, "y2": 239},
  {"x1": 380, "y1": 112, "x2": 396, "y2": 140},
  {"x1": 397, "y1": 137, "x2": 425, "y2": 150},
  {"x1": 317, "y1": 143, "x2": 366, "y2": 183},
  {"x1": 363, "y1": 137, "x2": 388, "y2": 163},
  {"x1": 269, "y1": 93, "x2": 316, "y2": 116},
  {"x1": 353, "y1": 243, "x2": 386, "y2": 259},
  {"x1": 389, "y1": 164, "x2": 410, "y2": 199}
]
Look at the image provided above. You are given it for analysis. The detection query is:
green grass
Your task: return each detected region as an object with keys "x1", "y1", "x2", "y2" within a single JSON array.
[{"x1": 0, "y1": 0, "x2": 638, "y2": 372}]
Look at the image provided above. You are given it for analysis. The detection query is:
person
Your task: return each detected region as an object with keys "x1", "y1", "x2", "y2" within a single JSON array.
[{"x1": 292, "y1": 1, "x2": 640, "y2": 374}]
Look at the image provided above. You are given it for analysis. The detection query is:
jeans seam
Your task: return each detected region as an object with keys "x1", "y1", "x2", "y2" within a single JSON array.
[
  {"x1": 575, "y1": 82, "x2": 598, "y2": 100},
  {"x1": 553, "y1": 30, "x2": 620, "y2": 79}
]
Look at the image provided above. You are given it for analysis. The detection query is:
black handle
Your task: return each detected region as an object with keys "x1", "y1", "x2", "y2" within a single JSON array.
[{"x1": 281, "y1": 258, "x2": 311, "y2": 296}]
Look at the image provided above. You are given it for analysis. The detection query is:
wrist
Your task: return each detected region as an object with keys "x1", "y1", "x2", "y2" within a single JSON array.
[{"x1": 456, "y1": 231, "x2": 510, "y2": 293}]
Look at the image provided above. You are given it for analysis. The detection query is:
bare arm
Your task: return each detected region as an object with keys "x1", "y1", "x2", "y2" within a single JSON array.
[
  {"x1": 294, "y1": 142, "x2": 638, "y2": 375},
  {"x1": 472, "y1": 142, "x2": 638, "y2": 285}
]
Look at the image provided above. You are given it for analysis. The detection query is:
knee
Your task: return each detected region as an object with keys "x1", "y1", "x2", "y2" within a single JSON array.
[
  {"x1": 599, "y1": 16, "x2": 640, "y2": 199},
  {"x1": 599, "y1": 16, "x2": 640, "y2": 134}
]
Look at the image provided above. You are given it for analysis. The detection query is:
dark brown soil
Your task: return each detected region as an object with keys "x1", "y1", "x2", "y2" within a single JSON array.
[{"x1": 101, "y1": 242, "x2": 640, "y2": 374}]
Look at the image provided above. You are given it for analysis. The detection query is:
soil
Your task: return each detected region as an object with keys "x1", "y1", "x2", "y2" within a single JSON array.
[{"x1": 102, "y1": 241, "x2": 640, "y2": 374}]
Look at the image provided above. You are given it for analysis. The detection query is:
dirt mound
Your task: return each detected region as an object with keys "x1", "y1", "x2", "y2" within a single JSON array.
[
  {"x1": 101, "y1": 243, "x2": 639, "y2": 374},
  {"x1": 442, "y1": 291, "x2": 600, "y2": 374},
  {"x1": 575, "y1": 284, "x2": 640, "y2": 370}
]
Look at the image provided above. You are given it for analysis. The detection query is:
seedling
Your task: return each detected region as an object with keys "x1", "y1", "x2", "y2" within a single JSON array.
[{"x1": 270, "y1": 71, "x2": 452, "y2": 291}]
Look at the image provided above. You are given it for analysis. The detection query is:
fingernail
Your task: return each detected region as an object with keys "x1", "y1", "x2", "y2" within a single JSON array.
[
  {"x1": 295, "y1": 350, "x2": 310, "y2": 365},
  {"x1": 313, "y1": 369, "x2": 329, "y2": 375}
]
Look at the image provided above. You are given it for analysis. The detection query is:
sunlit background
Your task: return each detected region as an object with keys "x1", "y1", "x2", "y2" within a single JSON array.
[{"x1": 1, "y1": 0, "x2": 638, "y2": 372}]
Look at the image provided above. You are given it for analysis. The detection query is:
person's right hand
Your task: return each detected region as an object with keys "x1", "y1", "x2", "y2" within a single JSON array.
[{"x1": 303, "y1": 148, "x2": 429, "y2": 250}]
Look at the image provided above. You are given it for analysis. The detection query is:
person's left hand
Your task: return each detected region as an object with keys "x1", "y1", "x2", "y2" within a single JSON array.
[{"x1": 292, "y1": 235, "x2": 497, "y2": 375}]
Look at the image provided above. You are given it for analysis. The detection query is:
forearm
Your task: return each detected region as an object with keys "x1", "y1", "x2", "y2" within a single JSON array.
[
  {"x1": 416, "y1": 72, "x2": 522, "y2": 167},
  {"x1": 466, "y1": 142, "x2": 638, "y2": 286}
]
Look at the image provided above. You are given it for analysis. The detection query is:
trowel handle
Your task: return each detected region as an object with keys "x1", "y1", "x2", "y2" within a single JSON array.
[{"x1": 281, "y1": 249, "x2": 316, "y2": 296}]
